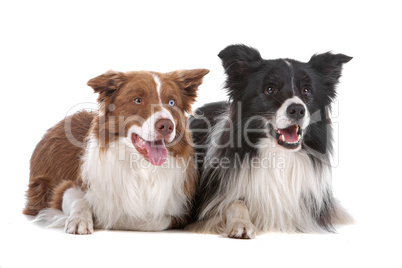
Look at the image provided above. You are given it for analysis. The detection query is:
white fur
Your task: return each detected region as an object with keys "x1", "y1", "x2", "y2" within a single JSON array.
[
  {"x1": 284, "y1": 60, "x2": 295, "y2": 94},
  {"x1": 62, "y1": 187, "x2": 85, "y2": 214},
  {"x1": 224, "y1": 200, "x2": 256, "y2": 239},
  {"x1": 80, "y1": 135, "x2": 189, "y2": 231},
  {"x1": 127, "y1": 108, "x2": 176, "y2": 142},
  {"x1": 248, "y1": 138, "x2": 331, "y2": 232},
  {"x1": 284, "y1": 60, "x2": 292, "y2": 67},
  {"x1": 35, "y1": 208, "x2": 67, "y2": 228},
  {"x1": 199, "y1": 137, "x2": 331, "y2": 233},
  {"x1": 152, "y1": 74, "x2": 162, "y2": 102},
  {"x1": 275, "y1": 96, "x2": 310, "y2": 129},
  {"x1": 63, "y1": 188, "x2": 93, "y2": 234}
]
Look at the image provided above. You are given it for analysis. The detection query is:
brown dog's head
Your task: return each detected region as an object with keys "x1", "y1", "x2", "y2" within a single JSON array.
[{"x1": 87, "y1": 69, "x2": 209, "y2": 165}]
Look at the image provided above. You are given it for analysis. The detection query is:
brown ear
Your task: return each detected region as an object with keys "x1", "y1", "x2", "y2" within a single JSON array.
[
  {"x1": 87, "y1": 70, "x2": 126, "y2": 97},
  {"x1": 171, "y1": 69, "x2": 209, "y2": 112}
]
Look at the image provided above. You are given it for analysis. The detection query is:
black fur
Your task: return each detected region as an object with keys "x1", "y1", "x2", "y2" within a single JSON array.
[{"x1": 190, "y1": 44, "x2": 352, "y2": 231}]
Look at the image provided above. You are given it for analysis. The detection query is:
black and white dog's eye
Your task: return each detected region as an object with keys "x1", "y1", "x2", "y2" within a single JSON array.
[
  {"x1": 264, "y1": 87, "x2": 276, "y2": 95},
  {"x1": 302, "y1": 88, "x2": 312, "y2": 96}
]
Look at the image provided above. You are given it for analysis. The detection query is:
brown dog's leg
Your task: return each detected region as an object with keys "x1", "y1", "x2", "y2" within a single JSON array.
[{"x1": 62, "y1": 187, "x2": 93, "y2": 235}]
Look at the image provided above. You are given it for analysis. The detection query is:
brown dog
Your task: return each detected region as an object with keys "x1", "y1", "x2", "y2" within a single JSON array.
[{"x1": 24, "y1": 69, "x2": 209, "y2": 234}]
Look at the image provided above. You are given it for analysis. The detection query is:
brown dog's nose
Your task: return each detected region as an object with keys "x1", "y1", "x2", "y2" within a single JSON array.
[{"x1": 155, "y1": 119, "x2": 174, "y2": 137}]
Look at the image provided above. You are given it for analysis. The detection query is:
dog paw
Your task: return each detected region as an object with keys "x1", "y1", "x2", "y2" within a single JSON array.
[
  {"x1": 65, "y1": 216, "x2": 94, "y2": 235},
  {"x1": 224, "y1": 221, "x2": 256, "y2": 239}
]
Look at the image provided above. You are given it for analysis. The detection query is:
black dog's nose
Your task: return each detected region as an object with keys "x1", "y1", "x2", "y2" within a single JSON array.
[{"x1": 287, "y1": 104, "x2": 306, "y2": 120}]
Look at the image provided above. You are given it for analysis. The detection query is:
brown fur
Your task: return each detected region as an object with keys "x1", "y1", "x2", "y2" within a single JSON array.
[
  {"x1": 24, "y1": 69, "x2": 208, "y2": 230},
  {"x1": 23, "y1": 111, "x2": 94, "y2": 215},
  {"x1": 49, "y1": 180, "x2": 77, "y2": 211}
]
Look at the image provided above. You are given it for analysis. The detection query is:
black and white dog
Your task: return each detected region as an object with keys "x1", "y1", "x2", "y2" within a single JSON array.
[{"x1": 187, "y1": 44, "x2": 353, "y2": 238}]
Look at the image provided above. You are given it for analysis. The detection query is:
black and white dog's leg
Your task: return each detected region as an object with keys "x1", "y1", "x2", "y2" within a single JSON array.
[
  {"x1": 224, "y1": 200, "x2": 256, "y2": 239},
  {"x1": 62, "y1": 187, "x2": 93, "y2": 235}
]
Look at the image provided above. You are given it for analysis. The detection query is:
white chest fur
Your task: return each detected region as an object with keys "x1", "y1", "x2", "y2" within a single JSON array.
[
  {"x1": 81, "y1": 136, "x2": 189, "y2": 231},
  {"x1": 215, "y1": 138, "x2": 331, "y2": 233}
]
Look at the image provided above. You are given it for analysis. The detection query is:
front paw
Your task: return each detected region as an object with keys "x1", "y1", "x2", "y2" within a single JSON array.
[
  {"x1": 65, "y1": 216, "x2": 94, "y2": 235},
  {"x1": 224, "y1": 220, "x2": 256, "y2": 239}
]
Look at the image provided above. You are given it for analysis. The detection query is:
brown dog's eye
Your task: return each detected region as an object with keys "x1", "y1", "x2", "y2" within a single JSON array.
[{"x1": 134, "y1": 98, "x2": 142, "y2": 104}]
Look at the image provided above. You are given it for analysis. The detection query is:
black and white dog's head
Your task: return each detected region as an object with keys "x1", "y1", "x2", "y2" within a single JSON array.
[{"x1": 219, "y1": 44, "x2": 352, "y2": 152}]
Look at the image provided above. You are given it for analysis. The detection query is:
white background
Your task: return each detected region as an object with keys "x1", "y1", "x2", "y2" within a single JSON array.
[{"x1": 1, "y1": 0, "x2": 401, "y2": 267}]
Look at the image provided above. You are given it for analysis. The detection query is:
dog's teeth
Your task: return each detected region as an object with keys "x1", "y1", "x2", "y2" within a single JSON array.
[
  {"x1": 298, "y1": 135, "x2": 301, "y2": 141},
  {"x1": 279, "y1": 135, "x2": 285, "y2": 141}
]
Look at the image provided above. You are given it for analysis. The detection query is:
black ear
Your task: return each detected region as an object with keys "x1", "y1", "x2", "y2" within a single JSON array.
[
  {"x1": 218, "y1": 44, "x2": 263, "y2": 77},
  {"x1": 309, "y1": 52, "x2": 352, "y2": 86},
  {"x1": 218, "y1": 44, "x2": 263, "y2": 99}
]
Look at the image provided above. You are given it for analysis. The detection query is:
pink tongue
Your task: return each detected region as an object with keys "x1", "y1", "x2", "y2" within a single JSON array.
[
  {"x1": 144, "y1": 140, "x2": 167, "y2": 166},
  {"x1": 279, "y1": 126, "x2": 298, "y2": 143}
]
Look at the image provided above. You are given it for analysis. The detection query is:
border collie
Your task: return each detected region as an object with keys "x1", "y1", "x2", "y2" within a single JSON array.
[
  {"x1": 23, "y1": 68, "x2": 209, "y2": 234},
  {"x1": 187, "y1": 45, "x2": 352, "y2": 238}
]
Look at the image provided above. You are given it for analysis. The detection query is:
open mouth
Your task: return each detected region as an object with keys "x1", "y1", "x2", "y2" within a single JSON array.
[
  {"x1": 270, "y1": 124, "x2": 302, "y2": 150},
  {"x1": 131, "y1": 133, "x2": 167, "y2": 166}
]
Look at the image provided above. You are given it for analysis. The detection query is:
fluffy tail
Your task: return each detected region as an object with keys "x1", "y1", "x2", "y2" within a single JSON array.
[
  {"x1": 34, "y1": 208, "x2": 68, "y2": 228},
  {"x1": 332, "y1": 200, "x2": 355, "y2": 225}
]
